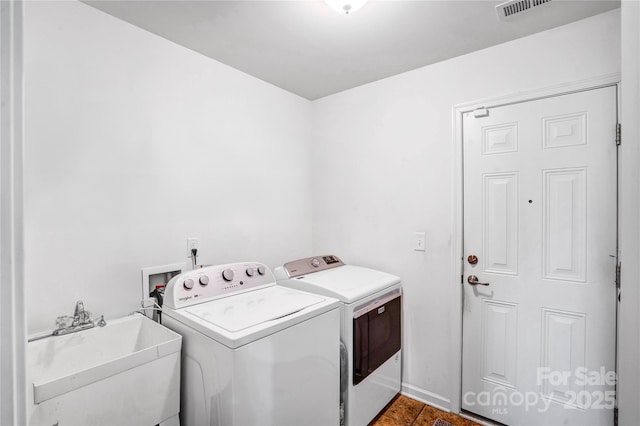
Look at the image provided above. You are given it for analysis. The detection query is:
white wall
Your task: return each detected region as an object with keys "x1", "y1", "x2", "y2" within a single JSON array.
[
  {"x1": 24, "y1": 1, "x2": 313, "y2": 334},
  {"x1": 312, "y1": 10, "x2": 620, "y2": 409}
]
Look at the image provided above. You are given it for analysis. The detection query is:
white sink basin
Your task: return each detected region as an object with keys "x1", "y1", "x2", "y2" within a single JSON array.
[{"x1": 27, "y1": 314, "x2": 182, "y2": 426}]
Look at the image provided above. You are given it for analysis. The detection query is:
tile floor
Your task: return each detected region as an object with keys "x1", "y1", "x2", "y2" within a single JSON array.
[{"x1": 370, "y1": 394, "x2": 482, "y2": 426}]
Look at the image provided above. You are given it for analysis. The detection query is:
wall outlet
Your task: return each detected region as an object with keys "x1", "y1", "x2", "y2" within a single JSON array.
[
  {"x1": 414, "y1": 232, "x2": 426, "y2": 251},
  {"x1": 187, "y1": 237, "x2": 200, "y2": 258}
]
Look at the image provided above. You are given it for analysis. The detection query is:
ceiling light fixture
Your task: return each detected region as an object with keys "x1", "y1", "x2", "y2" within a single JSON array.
[{"x1": 324, "y1": 0, "x2": 367, "y2": 15}]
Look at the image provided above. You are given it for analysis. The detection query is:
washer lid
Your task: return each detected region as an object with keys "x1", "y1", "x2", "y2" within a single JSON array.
[
  {"x1": 279, "y1": 265, "x2": 401, "y2": 303},
  {"x1": 184, "y1": 286, "x2": 323, "y2": 332},
  {"x1": 163, "y1": 286, "x2": 339, "y2": 349}
]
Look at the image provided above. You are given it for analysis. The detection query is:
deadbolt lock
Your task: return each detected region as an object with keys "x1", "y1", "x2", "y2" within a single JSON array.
[{"x1": 467, "y1": 255, "x2": 478, "y2": 265}]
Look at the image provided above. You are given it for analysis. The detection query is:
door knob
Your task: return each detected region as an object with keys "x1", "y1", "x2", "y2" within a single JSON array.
[{"x1": 467, "y1": 275, "x2": 490, "y2": 286}]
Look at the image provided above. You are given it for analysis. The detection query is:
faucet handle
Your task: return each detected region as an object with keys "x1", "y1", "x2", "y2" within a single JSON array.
[
  {"x1": 74, "y1": 300, "x2": 85, "y2": 316},
  {"x1": 97, "y1": 315, "x2": 107, "y2": 327}
]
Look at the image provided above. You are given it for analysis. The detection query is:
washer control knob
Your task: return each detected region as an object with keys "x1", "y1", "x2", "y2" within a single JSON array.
[
  {"x1": 311, "y1": 258, "x2": 320, "y2": 268},
  {"x1": 246, "y1": 267, "x2": 255, "y2": 277},
  {"x1": 199, "y1": 276, "x2": 210, "y2": 286},
  {"x1": 183, "y1": 278, "x2": 195, "y2": 290},
  {"x1": 257, "y1": 265, "x2": 266, "y2": 275},
  {"x1": 222, "y1": 269, "x2": 234, "y2": 282}
]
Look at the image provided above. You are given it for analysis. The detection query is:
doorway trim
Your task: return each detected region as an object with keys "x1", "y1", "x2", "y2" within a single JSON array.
[
  {"x1": 0, "y1": 1, "x2": 26, "y2": 424},
  {"x1": 448, "y1": 72, "x2": 621, "y2": 416}
]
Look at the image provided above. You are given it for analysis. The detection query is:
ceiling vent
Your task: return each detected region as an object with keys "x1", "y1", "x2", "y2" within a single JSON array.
[{"x1": 495, "y1": 0, "x2": 552, "y2": 21}]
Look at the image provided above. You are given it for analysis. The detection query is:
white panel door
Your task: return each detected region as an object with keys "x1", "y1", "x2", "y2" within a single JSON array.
[{"x1": 462, "y1": 86, "x2": 617, "y2": 426}]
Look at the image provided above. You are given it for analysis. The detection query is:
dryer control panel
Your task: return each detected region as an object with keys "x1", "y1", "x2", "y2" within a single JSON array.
[
  {"x1": 163, "y1": 262, "x2": 275, "y2": 309},
  {"x1": 280, "y1": 254, "x2": 345, "y2": 278}
]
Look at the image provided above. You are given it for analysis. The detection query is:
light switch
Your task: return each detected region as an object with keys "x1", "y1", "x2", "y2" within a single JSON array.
[{"x1": 414, "y1": 232, "x2": 426, "y2": 251}]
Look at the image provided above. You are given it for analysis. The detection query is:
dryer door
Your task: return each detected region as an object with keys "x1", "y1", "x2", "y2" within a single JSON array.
[{"x1": 353, "y1": 294, "x2": 401, "y2": 385}]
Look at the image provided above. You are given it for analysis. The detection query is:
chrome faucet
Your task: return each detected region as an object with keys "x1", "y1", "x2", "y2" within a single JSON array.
[{"x1": 52, "y1": 300, "x2": 106, "y2": 336}]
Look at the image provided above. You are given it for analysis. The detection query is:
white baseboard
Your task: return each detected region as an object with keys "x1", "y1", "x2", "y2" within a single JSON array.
[{"x1": 401, "y1": 383, "x2": 451, "y2": 413}]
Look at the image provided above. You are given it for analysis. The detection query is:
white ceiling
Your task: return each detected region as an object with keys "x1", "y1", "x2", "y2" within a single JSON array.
[{"x1": 84, "y1": 0, "x2": 620, "y2": 100}]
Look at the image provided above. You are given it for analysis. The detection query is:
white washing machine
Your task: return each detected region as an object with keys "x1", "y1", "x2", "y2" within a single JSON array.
[
  {"x1": 274, "y1": 255, "x2": 402, "y2": 426},
  {"x1": 162, "y1": 262, "x2": 341, "y2": 426}
]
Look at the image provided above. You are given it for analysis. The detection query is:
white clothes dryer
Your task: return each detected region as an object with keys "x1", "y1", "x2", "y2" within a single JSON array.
[
  {"x1": 162, "y1": 262, "x2": 341, "y2": 426},
  {"x1": 274, "y1": 255, "x2": 402, "y2": 426}
]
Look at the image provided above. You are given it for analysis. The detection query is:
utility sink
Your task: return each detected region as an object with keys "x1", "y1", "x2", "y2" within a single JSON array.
[{"x1": 27, "y1": 314, "x2": 182, "y2": 426}]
